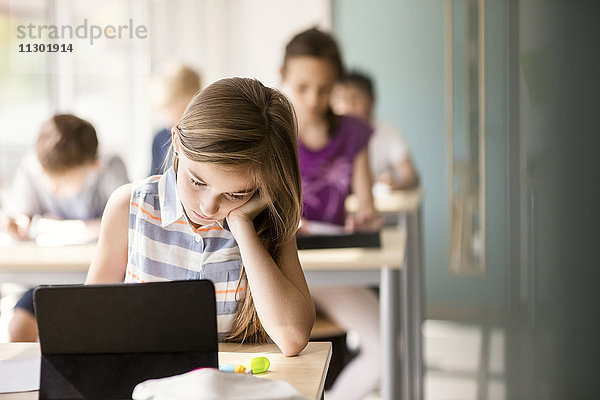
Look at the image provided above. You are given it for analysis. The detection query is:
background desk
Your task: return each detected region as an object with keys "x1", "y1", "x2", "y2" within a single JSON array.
[
  {"x1": 346, "y1": 187, "x2": 423, "y2": 216},
  {"x1": 300, "y1": 228, "x2": 420, "y2": 400},
  {"x1": 0, "y1": 342, "x2": 332, "y2": 400},
  {"x1": 345, "y1": 188, "x2": 425, "y2": 400},
  {"x1": 0, "y1": 243, "x2": 95, "y2": 285}
]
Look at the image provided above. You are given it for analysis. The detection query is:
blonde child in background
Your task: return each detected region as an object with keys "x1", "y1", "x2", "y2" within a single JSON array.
[
  {"x1": 281, "y1": 28, "x2": 382, "y2": 400},
  {"x1": 331, "y1": 70, "x2": 420, "y2": 191},
  {"x1": 150, "y1": 64, "x2": 201, "y2": 175},
  {"x1": 2, "y1": 114, "x2": 129, "y2": 341},
  {"x1": 86, "y1": 77, "x2": 314, "y2": 355}
]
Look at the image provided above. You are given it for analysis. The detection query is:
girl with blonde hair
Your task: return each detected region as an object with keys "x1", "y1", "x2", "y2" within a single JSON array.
[{"x1": 87, "y1": 77, "x2": 315, "y2": 356}]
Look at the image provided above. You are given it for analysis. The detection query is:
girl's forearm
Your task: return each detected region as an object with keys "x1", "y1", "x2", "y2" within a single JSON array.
[{"x1": 228, "y1": 220, "x2": 315, "y2": 356}]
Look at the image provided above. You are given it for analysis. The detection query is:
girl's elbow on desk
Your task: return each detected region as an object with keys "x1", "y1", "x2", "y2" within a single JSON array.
[
  {"x1": 272, "y1": 317, "x2": 315, "y2": 357},
  {"x1": 277, "y1": 334, "x2": 311, "y2": 357}
]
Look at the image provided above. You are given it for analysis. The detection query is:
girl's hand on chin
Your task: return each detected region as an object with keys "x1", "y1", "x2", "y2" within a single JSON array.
[{"x1": 226, "y1": 192, "x2": 268, "y2": 226}]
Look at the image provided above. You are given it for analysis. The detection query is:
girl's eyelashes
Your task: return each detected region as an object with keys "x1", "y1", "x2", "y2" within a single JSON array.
[
  {"x1": 189, "y1": 177, "x2": 206, "y2": 187},
  {"x1": 226, "y1": 193, "x2": 246, "y2": 201},
  {"x1": 190, "y1": 177, "x2": 247, "y2": 201}
]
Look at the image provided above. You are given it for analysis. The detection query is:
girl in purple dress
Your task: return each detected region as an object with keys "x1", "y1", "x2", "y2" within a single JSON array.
[
  {"x1": 281, "y1": 28, "x2": 381, "y2": 233},
  {"x1": 281, "y1": 28, "x2": 383, "y2": 400}
]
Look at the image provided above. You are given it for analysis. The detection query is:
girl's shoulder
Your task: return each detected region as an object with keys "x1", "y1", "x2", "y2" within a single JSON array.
[
  {"x1": 104, "y1": 183, "x2": 134, "y2": 217},
  {"x1": 131, "y1": 174, "x2": 163, "y2": 199},
  {"x1": 129, "y1": 170, "x2": 176, "y2": 220}
]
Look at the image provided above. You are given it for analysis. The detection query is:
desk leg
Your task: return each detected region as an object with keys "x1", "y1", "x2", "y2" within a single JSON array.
[
  {"x1": 400, "y1": 209, "x2": 425, "y2": 400},
  {"x1": 380, "y1": 267, "x2": 400, "y2": 400}
]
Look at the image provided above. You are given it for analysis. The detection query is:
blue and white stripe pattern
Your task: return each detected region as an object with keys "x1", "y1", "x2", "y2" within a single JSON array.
[{"x1": 125, "y1": 167, "x2": 244, "y2": 340}]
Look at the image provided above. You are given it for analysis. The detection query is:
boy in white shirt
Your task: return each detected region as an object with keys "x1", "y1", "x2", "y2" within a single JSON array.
[{"x1": 331, "y1": 70, "x2": 420, "y2": 190}]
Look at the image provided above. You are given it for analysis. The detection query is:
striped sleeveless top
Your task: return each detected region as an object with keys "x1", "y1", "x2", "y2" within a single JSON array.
[{"x1": 125, "y1": 168, "x2": 245, "y2": 340}]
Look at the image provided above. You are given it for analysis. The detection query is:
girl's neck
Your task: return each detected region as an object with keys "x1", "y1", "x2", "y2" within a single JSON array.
[{"x1": 298, "y1": 118, "x2": 330, "y2": 151}]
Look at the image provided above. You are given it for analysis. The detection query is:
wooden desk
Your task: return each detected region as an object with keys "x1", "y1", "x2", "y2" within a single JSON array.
[
  {"x1": 300, "y1": 228, "x2": 413, "y2": 400},
  {"x1": 344, "y1": 188, "x2": 425, "y2": 400},
  {"x1": 0, "y1": 342, "x2": 332, "y2": 400},
  {"x1": 345, "y1": 187, "x2": 423, "y2": 215},
  {"x1": 0, "y1": 242, "x2": 95, "y2": 285}
]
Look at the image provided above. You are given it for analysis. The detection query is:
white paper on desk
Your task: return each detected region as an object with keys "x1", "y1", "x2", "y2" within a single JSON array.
[
  {"x1": 301, "y1": 220, "x2": 345, "y2": 235},
  {"x1": 133, "y1": 368, "x2": 310, "y2": 400},
  {"x1": 0, "y1": 232, "x2": 18, "y2": 246},
  {"x1": 0, "y1": 358, "x2": 40, "y2": 393},
  {"x1": 33, "y1": 218, "x2": 95, "y2": 246}
]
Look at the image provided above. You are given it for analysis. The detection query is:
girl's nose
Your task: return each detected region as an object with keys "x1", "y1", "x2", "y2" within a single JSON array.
[
  {"x1": 201, "y1": 195, "x2": 220, "y2": 216},
  {"x1": 306, "y1": 90, "x2": 319, "y2": 109}
]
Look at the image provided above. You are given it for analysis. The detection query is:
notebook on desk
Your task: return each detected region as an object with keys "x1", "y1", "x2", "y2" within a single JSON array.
[{"x1": 33, "y1": 280, "x2": 218, "y2": 400}]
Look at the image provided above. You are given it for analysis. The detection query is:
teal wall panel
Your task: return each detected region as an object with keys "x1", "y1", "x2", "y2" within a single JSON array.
[{"x1": 333, "y1": 0, "x2": 508, "y2": 305}]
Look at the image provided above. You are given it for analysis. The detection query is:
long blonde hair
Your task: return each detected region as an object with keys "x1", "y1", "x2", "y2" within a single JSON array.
[{"x1": 174, "y1": 77, "x2": 302, "y2": 343}]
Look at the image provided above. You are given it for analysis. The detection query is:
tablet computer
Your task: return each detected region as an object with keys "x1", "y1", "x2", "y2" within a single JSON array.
[
  {"x1": 34, "y1": 280, "x2": 218, "y2": 399},
  {"x1": 296, "y1": 231, "x2": 381, "y2": 250}
]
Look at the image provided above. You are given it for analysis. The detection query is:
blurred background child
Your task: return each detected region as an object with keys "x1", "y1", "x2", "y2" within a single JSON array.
[
  {"x1": 281, "y1": 27, "x2": 381, "y2": 400},
  {"x1": 281, "y1": 28, "x2": 380, "y2": 234},
  {"x1": 149, "y1": 63, "x2": 201, "y2": 175},
  {"x1": 331, "y1": 70, "x2": 419, "y2": 191},
  {"x1": 1, "y1": 113, "x2": 129, "y2": 341}
]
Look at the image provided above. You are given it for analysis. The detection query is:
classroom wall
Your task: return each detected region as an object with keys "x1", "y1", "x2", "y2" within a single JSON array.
[
  {"x1": 333, "y1": 0, "x2": 508, "y2": 306},
  {"x1": 195, "y1": 0, "x2": 331, "y2": 88}
]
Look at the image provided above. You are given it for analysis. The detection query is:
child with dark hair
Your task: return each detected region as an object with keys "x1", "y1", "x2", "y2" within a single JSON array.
[
  {"x1": 2, "y1": 113, "x2": 129, "y2": 341},
  {"x1": 331, "y1": 70, "x2": 420, "y2": 190},
  {"x1": 281, "y1": 28, "x2": 382, "y2": 400},
  {"x1": 281, "y1": 28, "x2": 380, "y2": 232}
]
